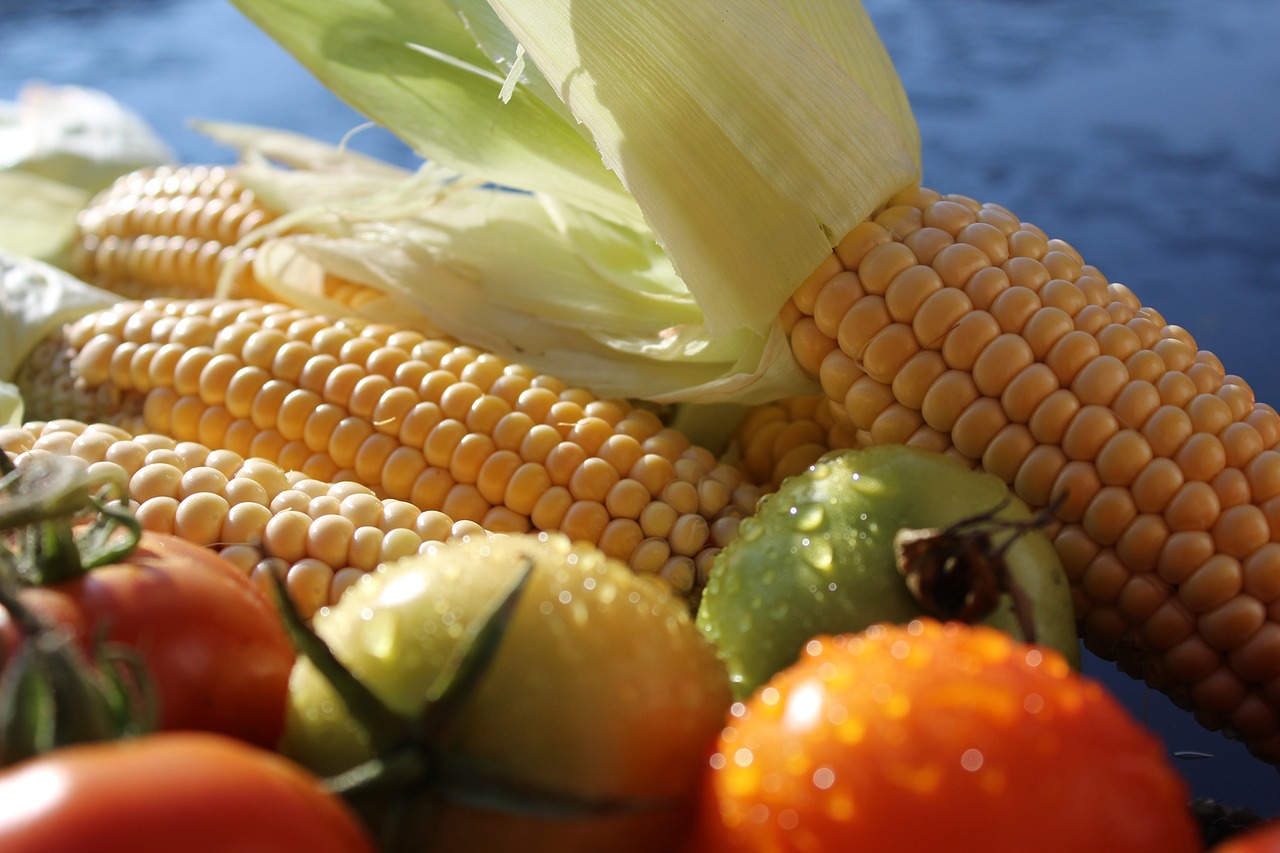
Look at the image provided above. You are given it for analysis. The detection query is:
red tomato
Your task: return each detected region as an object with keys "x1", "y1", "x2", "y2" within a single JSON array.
[
  {"x1": 0, "y1": 732, "x2": 375, "y2": 852},
  {"x1": 0, "y1": 532, "x2": 294, "y2": 748}
]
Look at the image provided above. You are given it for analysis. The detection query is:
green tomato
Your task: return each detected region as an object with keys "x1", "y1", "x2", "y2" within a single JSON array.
[
  {"x1": 696, "y1": 445, "x2": 1081, "y2": 699},
  {"x1": 281, "y1": 531, "x2": 732, "y2": 852}
]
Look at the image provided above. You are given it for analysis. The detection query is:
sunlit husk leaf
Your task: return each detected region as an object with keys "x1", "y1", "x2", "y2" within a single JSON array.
[
  {"x1": 239, "y1": 168, "x2": 813, "y2": 402},
  {"x1": 0, "y1": 252, "x2": 120, "y2": 425},
  {"x1": 479, "y1": 0, "x2": 920, "y2": 333}
]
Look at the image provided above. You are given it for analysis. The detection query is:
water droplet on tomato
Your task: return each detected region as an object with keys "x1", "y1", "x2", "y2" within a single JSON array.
[
  {"x1": 794, "y1": 502, "x2": 825, "y2": 531},
  {"x1": 803, "y1": 537, "x2": 834, "y2": 570},
  {"x1": 812, "y1": 766, "x2": 836, "y2": 789}
]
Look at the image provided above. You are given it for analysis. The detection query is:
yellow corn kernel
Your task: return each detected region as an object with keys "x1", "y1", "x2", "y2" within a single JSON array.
[{"x1": 786, "y1": 185, "x2": 1280, "y2": 762}]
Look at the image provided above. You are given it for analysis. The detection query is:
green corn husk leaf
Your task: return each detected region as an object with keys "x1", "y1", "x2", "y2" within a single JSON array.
[
  {"x1": 227, "y1": 0, "x2": 640, "y2": 226},
  {"x1": 0, "y1": 172, "x2": 90, "y2": 269},
  {"x1": 478, "y1": 0, "x2": 920, "y2": 334}
]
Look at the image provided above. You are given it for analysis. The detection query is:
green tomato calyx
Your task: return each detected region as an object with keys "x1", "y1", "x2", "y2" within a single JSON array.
[{"x1": 0, "y1": 454, "x2": 155, "y2": 763}]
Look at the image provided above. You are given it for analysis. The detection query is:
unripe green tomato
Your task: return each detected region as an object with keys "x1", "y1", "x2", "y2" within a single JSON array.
[
  {"x1": 280, "y1": 532, "x2": 732, "y2": 852},
  {"x1": 696, "y1": 445, "x2": 1080, "y2": 698}
]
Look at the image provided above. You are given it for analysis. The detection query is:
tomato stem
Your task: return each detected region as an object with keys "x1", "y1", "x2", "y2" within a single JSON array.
[
  {"x1": 433, "y1": 752, "x2": 688, "y2": 818},
  {"x1": 323, "y1": 749, "x2": 426, "y2": 797}
]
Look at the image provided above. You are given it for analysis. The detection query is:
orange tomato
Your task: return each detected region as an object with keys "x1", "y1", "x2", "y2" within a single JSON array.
[{"x1": 686, "y1": 619, "x2": 1202, "y2": 853}]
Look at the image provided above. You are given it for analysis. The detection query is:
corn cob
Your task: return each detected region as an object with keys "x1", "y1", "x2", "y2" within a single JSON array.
[
  {"x1": 16, "y1": 299, "x2": 762, "y2": 600},
  {"x1": 780, "y1": 184, "x2": 1280, "y2": 761},
  {"x1": 72, "y1": 165, "x2": 385, "y2": 309},
  {"x1": 0, "y1": 419, "x2": 488, "y2": 619}
]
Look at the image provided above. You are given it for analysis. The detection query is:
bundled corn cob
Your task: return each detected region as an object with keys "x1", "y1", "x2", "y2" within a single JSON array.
[
  {"x1": 777, "y1": 184, "x2": 1280, "y2": 760},
  {"x1": 43, "y1": 168, "x2": 1280, "y2": 763},
  {"x1": 0, "y1": 419, "x2": 484, "y2": 619},
  {"x1": 15, "y1": 298, "x2": 762, "y2": 600}
]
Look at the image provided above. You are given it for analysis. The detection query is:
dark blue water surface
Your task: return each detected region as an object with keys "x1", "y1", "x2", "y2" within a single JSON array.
[{"x1": 3, "y1": 0, "x2": 1279, "y2": 824}]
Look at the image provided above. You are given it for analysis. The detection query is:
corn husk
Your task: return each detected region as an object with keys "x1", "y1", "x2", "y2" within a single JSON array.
[
  {"x1": 225, "y1": 0, "x2": 921, "y2": 402},
  {"x1": 0, "y1": 250, "x2": 121, "y2": 422}
]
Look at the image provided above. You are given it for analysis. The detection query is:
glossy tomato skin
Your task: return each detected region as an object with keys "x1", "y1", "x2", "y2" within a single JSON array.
[
  {"x1": 0, "y1": 532, "x2": 294, "y2": 748},
  {"x1": 0, "y1": 732, "x2": 375, "y2": 853},
  {"x1": 684, "y1": 622, "x2": 1200, "y2": 853}
]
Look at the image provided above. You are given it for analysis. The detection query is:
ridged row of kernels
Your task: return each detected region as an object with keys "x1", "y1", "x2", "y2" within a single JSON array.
[
  {"x1": 76, "y1": 164, "x2": 268, "y2": 248},
  {"x1": 23, "y1": 299, "x2": 762, "y2": 597},
  {"x1": 729, "y1": 395, "x2": 860, "y2": 490},
  {"x1": 0, "y1": 419, "x2": 483, "y2": 619},
  {"x1": 782, "y1": 184, "x2": 1280, "y2": 759},
  {"x1": 73, "y1": 165, "x2": 273, "y2": 300},
  {"x1": 83, "y1": 234, "x2": 267, "y2": 301}
]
